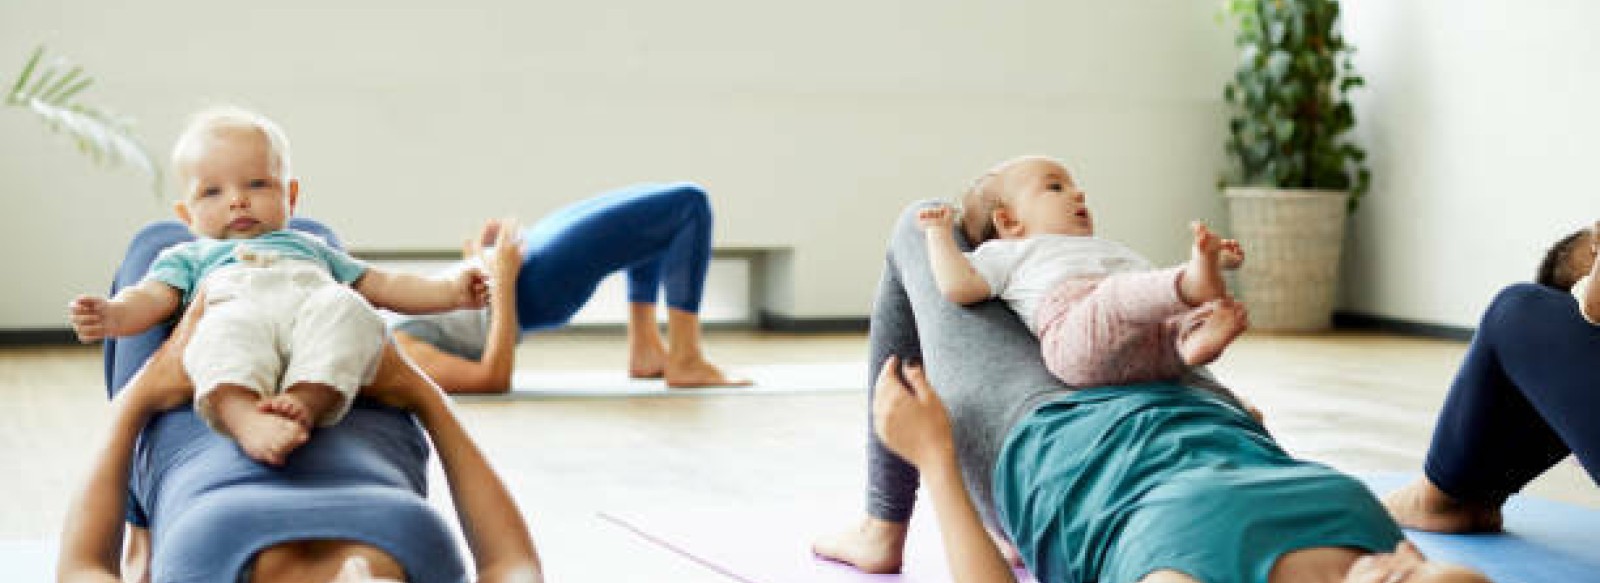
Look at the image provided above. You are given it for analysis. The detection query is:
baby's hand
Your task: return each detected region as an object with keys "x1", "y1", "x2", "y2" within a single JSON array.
[
  {"x1": 456, "y1": 267, "x2": 490, "y2": 309},
  {"x1": 918, "y1": 205, "x2": 956, "y2": 232},
  {"x1": 67, "y1": 295, "x2": 120, "y2": 343},
  {"x1": 1220, "y1": 239, "x2": 1245, "y2": 270}
]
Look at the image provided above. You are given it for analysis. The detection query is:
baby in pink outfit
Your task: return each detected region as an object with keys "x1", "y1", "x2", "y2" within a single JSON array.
[{"x1": 922, "y1": 155, "x2": 1250, "y2": 387}]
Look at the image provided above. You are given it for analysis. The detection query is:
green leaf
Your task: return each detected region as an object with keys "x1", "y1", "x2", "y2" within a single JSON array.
[
  {"x1": 8, "y1": 44, "x2": 164, "y2": 197},
  {"x1": 7, "y1": 45, "x2": 44, "y2": 103}
]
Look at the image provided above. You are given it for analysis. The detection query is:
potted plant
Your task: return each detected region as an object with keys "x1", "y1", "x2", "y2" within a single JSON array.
[
  {"x1": 1220, "y1": 0, "x2": 1368, "y2": 331},
  {"x1": 6, "y1": 44, "x2": 161, "y2": 195}
]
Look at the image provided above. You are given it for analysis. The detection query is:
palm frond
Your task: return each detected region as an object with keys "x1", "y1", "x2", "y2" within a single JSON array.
[{"x1": 6, "y1": 44, "x2": 162, "y2": 197}]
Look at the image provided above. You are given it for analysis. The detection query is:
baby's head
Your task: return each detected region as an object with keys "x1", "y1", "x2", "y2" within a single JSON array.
[
  {"x1": 170, "y1": 106, "x2": 298, "y2": 239},
  {"x1": 958, "y1": 155, "x2": 1092, "y2": 244},
  {"x1": 1536, "y1": 226, "x2": 1597, "y2": 291}
]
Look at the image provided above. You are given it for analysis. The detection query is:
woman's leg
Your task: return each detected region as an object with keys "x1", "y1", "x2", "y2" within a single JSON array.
[
  {"x1": 813, "y1": 208, "x2": 926, "y2": 573},
  {"x1": 1389, "y1": 283, "x2": 1600, "y2": 531},
  {"x1": 512, "y1": 183, "x2": 741, "y2": 384},
  {"x1": 817, "y1": 200, "x2": 1049, "y2": 571}
]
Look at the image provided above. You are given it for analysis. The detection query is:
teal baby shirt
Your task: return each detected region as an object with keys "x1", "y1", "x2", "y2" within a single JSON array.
[{"x1": 145, "y1": 230, "x2": 368, "y2": 305}]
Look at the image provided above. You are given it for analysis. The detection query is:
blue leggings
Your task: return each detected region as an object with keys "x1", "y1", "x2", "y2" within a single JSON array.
[
  {"x1": 513, "y1": 182, "x2": 713, "y2": 331},
  {"x1": 1425, "y1": 283, "x2": 1600, "y2": 504}
]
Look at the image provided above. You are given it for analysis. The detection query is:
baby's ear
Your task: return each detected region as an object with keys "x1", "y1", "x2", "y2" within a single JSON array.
[
  {"x1": 287, "y1": 178, "x2": 301, "y2": 212},
  {"x1": 991, "y1": 207, "x2": 1020, "y2": 238},
  {"x1": 173, "y1": 201, "x2": 193, "y2": 225}
]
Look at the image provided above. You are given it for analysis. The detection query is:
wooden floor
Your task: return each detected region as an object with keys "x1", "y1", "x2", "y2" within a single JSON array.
[{"x1": 2, "y1": 330, "x2": 1595, "y2": 581}]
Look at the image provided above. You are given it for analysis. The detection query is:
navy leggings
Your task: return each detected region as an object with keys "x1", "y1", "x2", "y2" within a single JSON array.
[
  {"x1": 1425, "y1": 283, "x2": 1600, "y2": 504},
  {"x1": 513, "y1": 182, "x2": 713, "y2": 331}
]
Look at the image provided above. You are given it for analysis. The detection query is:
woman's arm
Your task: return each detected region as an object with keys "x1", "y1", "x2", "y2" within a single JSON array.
[
  {"x1": 58, "y1": 298, "x2": 201, "y2": 583},
  {"x1": 393, "y1": 219, "x2": 525, "y2": 394},
  {"x1": 872, "y1": 355, "x2": 1017, "y2": 583},
  {"x1": 364, "y1": 345, "x2": 542, "y2": 583}
]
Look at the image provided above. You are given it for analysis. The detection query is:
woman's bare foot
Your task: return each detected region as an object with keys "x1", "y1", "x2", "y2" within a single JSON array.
[
  {"x1": 1178, "y1": 299, "x2": 1248, "y2": 366},
  {"x1": 1178, "y1": 222, "x2": 1228, "y2": 307},
  {"x1": 812, "y1": 517, "x2": 908, "y2": 574},
  {"x1": 628, "y1": 340, "x2": 667, "y2": 379},
  {"x1": 219, "y1": 407, "x2": 309, "y2": 466},
  {"x1": 664, "y1": 355, "x2": 752, "y2": 388},
  {"x1": 1382, "y1": 478, "x2": 1504, "y2": 533}
]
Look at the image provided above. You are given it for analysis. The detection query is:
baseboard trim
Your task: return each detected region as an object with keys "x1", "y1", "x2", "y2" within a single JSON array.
[
  {"x1": 1332, "y1": 311, "x2": 1474, "y2": 341},
  {"x1": 0, "y1": 328, "x2": 81, "y2": 346},
  {"x1": 757, "y1": 311, "x2": 870, "y2": 333}
]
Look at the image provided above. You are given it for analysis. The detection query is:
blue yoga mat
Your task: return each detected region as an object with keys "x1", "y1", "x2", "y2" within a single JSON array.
[
  {"x1": 601, "y1": 476, "x2": 1599, "y2": 583},
  {"x1": 1361, "y1": 474, "x2": 1600, "y2": 583}
]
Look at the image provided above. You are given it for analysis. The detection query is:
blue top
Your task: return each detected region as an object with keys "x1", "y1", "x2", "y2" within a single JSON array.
[
  {"x1": 128, "y1": 402, "x2": 468, "y2": 583},
  {"x1": 145, "y1": 230, "x2": 368, "y2": 305},
  {"x1": 993, "y1": 383, "x2": 1402, "y2": 583}
]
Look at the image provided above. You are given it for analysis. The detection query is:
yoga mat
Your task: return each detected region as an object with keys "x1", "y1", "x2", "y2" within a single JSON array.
[
  {"x1": 602, "y1": 478, "x2": 1600, "y2": 583},
  {"x1": 486, "y1": 362, "x2": 865, "y2": 399},
  {"x1": 1361, "y1": 474, "x2": 1600, "y2": 583},
  {"x1": 599, "y1": 505, "x2": 1036, "y2": 583},
  {"x1": 0, "y1": 539, "x2": 56, "y2": 581}
]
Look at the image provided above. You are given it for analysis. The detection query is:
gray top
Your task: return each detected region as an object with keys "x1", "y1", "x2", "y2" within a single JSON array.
[
  {"x1": 385, "y1": 308, "x2": 493, "y2": 361},
  {"x1": 864, "y1": 200, "x2": 1241, "y2": 527}
]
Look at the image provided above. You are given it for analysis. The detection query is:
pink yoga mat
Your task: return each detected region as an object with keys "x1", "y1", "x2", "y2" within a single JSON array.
[{"x1": 599, "y1": 506, "x2": 1036, "y2": 583}]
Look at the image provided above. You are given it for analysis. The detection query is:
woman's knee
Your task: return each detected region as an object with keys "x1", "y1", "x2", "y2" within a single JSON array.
[
  {"x1": 1483, "y1": 282, "x2": 1564, "y2": 327},
  {"x1": 659, "y1": 181, "x2": 711, "y2": 214}
]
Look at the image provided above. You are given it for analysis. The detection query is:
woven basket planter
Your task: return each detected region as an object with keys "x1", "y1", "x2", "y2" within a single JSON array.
[{"x1": 1224, "y1": 187, "x2": 1350, "y2": 332}]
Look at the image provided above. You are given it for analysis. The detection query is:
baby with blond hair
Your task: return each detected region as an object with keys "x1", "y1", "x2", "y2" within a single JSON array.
[
  {"x1": 70, "y1": 106, "x2": 488, "y2": 465},
  {"x1": 922, "y1": 155, "x2": 1249, "y2": 388}
]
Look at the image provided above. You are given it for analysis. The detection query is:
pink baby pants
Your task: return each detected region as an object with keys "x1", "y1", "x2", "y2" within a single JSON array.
[{"x1": 1035, "y1": 266, "x2": 1197, "y2": 386}]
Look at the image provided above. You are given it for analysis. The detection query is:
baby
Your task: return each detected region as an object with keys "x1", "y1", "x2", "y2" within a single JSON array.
[
  {"x1": 69, "y1": 106, "x2": 488, "y2": 465},
  {"x1": 922, "y1": 155, "x2": 1249, "y2": 387}
]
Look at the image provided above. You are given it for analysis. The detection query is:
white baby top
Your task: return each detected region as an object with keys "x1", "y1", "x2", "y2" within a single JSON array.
[
  {"x1": 967, "y1": 234, "x2": 1153, "y2": 332},
  {"x1": 1573, "y1": 275, "x2": 1599, "y2": 325}
]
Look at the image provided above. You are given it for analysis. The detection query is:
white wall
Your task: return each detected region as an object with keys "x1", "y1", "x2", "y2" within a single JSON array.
[
  {"x1": 0, "y1": 0, "x2": 1234, "y2": 329},
  {"x1": 1341, "y1": 0, "x2": 1600, "y2": 327}
]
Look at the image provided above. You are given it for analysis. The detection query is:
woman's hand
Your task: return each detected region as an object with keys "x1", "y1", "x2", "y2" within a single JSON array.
[
  {"x1": 872, "y1": 355, "x2": 956, "y2": 470},
  {"x1": 465, "y1": 218, "x2": 526, "y2": 291},
  {"x1": 119, "y1": 290, "x2": 206, "y2": 414}
]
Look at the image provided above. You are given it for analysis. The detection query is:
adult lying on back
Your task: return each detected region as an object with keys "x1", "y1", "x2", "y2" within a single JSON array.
[
  {"x1": 1385, "y1": 221, "x2": 1600, "y2": 533},
  {"x1": 814, "y1": 156, "x2": 1490, "y2": 583},
  {"x1": 59, "y1": 292, "x2": 542, "y2": 582}
]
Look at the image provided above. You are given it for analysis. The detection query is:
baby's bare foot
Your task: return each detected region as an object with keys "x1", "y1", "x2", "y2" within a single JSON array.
[
  {"x1": 223, "y1": 408, "x2": 309, "y2": 466},
  {"x1": 1180, "y1": 222, "x2": 1228, "y2": 306},
  {"x1": 260, "y1": 394, "x2": 312, "y2": 428},
  {"x1": 1382, "y1": 478, "x2": 1504, "y2": 533},
  {"x1": 812, "y1": 517, "x2": 908, "y2": 574},
  {"x1": 665, "y1": 356, "x2": 752, "y2": 389},
  {"x1": 1179, "y1": 299, "x2": 1248, "y2": 367}
]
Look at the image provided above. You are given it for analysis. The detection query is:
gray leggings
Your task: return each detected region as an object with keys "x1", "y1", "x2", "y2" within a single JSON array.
[{"x1": 864, "y1": 201, "x2": 1240, "y2": 525}]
